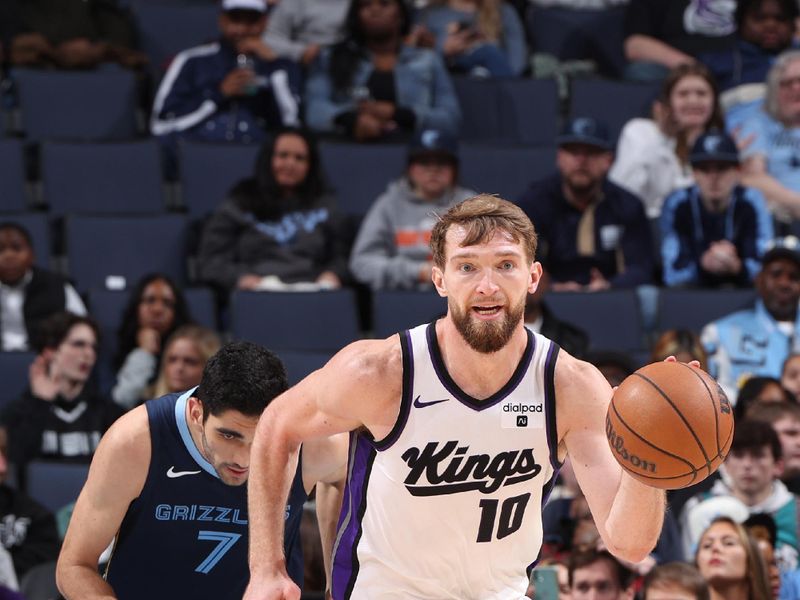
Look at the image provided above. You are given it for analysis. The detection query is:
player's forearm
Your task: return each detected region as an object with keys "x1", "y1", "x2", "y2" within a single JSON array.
[
  {"x1": 247, "y1": 414, "x2": 302, "y2": 576},
  {"x1": 603, "y1": 474, "x2": 665, "y2": 563},
  {"x1": 56, "y1": 563, "x2": 117, "y2": 600}
]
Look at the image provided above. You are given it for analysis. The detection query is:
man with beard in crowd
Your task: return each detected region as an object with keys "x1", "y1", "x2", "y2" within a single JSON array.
[{"x1": 517, "y1": 117, "x2": 654, "y2": 292}]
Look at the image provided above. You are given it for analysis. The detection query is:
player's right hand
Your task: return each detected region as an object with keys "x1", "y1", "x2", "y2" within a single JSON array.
[{"x1": 242, "y1": 575, "x2": 301, "y2": 600}]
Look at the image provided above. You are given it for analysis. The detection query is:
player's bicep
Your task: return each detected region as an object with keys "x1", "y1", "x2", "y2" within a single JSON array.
[{"x1": 60, "y1": 412, "x2": 149, "y2": 566}]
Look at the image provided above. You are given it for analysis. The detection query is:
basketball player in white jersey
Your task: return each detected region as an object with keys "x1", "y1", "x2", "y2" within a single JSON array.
[{"x1": 244, "y1": 195, "x2": 666, "y2": 600}]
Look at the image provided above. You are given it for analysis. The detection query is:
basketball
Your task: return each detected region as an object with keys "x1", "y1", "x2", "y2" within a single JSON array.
[{"x1": 605, "y1": 361, "x2": 734, "y2": 490}]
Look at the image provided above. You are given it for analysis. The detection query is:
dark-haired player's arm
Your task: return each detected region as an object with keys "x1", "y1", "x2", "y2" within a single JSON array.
[
  {"x1": 245, "y1": 338, "x2": 402, "y2": 600},
  {"x1": 56, "y1": 407, "x2": 150, "y2": 600}
]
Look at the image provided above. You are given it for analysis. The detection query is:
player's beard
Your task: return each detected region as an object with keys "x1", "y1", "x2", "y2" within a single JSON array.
[{"x1": 450, "y1": 293, "x2": 526, "y2": 354}]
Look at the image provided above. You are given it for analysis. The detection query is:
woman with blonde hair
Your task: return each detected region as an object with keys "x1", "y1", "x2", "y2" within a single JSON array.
[
  {"x1": 610, "y1": 62, "x2": 724, "y2": 218},
  {"x1": 695, "y1": 516, "x2": 772, "y2": 600},
  {"x1": 419, "y1": 0, "x2": 527, "y2": 77},
  {"x1": 150, "y1": 325, "x2": 222, "y2": 398}
]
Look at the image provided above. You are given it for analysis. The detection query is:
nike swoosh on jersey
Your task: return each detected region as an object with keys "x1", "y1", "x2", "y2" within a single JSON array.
[
  {"x1": 166, "y1": 466, "x2": 202, "y2": 478},
  {"x1": 413, "y1": 396, "x2": 449, "y2": 409}
]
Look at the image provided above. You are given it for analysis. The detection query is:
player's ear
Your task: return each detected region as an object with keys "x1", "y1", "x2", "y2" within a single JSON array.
[
  {"x1": 528, "y1": 262, "x2": 543, "y2": 294},
  {"x1": 187, "y1": 397, "x2": 205, "y2": 426},
  {"x1": 431, "y1": 265, "x2": 447, "y2": 297}
]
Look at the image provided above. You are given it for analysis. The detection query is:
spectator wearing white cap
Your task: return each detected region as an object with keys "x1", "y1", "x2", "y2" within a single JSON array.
[
  {"x1": 150, "y1": 0, "x2": 301, "y2": 170},
  {"x1": 660, "y1": 130, "x2": 774, "y2": 288}
]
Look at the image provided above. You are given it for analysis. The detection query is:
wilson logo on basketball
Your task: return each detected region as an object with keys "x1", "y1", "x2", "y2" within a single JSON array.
[
  {"x1": 400, "y1": 441, "x2": 542, "y2": 496},
  {"x1": 605, "y1": 416, "x2": 657, "y2": 474}
]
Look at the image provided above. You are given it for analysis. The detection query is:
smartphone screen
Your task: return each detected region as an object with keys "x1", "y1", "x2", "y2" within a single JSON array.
[{"x1": 530, "y1": 566, "x2": 559, "y2": 600}]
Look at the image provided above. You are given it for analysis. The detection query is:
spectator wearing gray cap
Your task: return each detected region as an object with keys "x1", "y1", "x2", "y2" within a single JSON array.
[
  {"x1": 349, "y1": 128, "x2": 476, "y2": 290},
  {"x1": 660, "y1": 130, "x2": 774, "y2": 289},
  {"x1": 517, "y1": 116, "x2": 655, "y2": 291},
  {"x1": 701, "y1": 235, "x2": 800, "y2": 403}
]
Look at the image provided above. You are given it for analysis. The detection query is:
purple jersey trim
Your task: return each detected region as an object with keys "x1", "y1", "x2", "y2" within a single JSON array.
[
  {"x1": 527, "y1": 468, "x2": 560, "y2": 573},
  {"x1": 425, "y1": 322, "x2": 535, "y2": 411},
  {"x1": 331, "y1": 433, "x2": 376, "y2": 600},
  {"x1": 544, "y1": 342, "x2": 563, "y2": 471},
  {"x1": 371, "y1": 329, "x2": 414, "y2": 451}
]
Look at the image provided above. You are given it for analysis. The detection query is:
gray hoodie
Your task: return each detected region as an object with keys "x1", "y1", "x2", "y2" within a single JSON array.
[{"x1": 349, "y1": 178, "x2": 476, "y2": 291}]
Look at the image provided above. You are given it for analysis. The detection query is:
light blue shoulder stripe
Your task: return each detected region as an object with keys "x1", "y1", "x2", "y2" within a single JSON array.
[{"x1": 174, "y1": 387, "x2": 219, "y2": 479}]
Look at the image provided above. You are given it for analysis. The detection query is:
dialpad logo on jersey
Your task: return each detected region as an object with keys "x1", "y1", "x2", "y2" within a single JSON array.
[
  {"x1": 501, "y1": 401, "x2": 544, "y2": 429},
  {"x1": 400, "y1": 441, "x2": 542, "y2": 496}
]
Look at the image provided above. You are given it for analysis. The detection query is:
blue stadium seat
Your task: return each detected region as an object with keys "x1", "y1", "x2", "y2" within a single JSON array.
[
  {"x1": 318, "y1": 142, "x2": 406, "y2": 217},
  {"x1": 459, "y1": 144, "x2": 556, "y2": 200},
  {"x1": 15, "y1": 68, "x2": 140, "y2": 141},
  {"x1": 569, "y1": 79, "x2": 660, "y2": 142},
  {"x1": 372, "y1": 291, "x2": 447, "y2": 338},
  {"x1": 452, "y1": 77, "x2": 504, "y2": 142},
  {"x1": 0, "y1": 212, "x2": 52, "y2": 268},
  {"x1": 498, "y1": 79, "x2": 559, "y2": 146},
  {"x1": 0, "y1": 351, "x2": 35, "y2": 410},
  {"x1": 276, "y1": 350, "x2": 332, "y2": 385},
  {"x1": 230, "y1": 290, "x2": 360, "y2": 352},
  {"x1": 132, "y1": 3, "x2": 219, "y2": 76},
  {"x1": 179, "y1": 141, "x2": 260, "y2": 219},
  {"x1": 656, "y1": 288, "x2": 757, "y2": 334},
  {"x1": 526, "y1": 6, "x2": 628, "y2": 78},
  {"x1": 547, "y1": 290, "x2": 645, "y2": 352},
  {"x1": 41, "y1": 141, "x2": 165, "y2": 215},
  {"x1": 0, "y1": 139, "x2": 27, "y2": 211},
  {"x1": 26, "y1": 461, "x2": 89, "y2": 513},
  {"x1": 65, "y1": 215, "x2": 189, "y2": 293}
]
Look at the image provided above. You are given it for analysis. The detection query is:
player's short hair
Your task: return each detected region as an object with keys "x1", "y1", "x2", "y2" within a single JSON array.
[
  {"x1": 194, "y1": 341, "x2": 288, "y2": 421},
  {"x1": 731, "y1": 419, "x2": 783, "y2": 461},
  {"x1": 748, "y1": 400, "x2": 800, "y2": 424},
  {"x1": 429, "y1": 195, "x2": 537, "y2": 269},
  {"x1": 643, "y1": 562, "x2": 709, "y2": 600},
  {"x1": 567, "y1": 549, "x2": 632, "y2": 590}
]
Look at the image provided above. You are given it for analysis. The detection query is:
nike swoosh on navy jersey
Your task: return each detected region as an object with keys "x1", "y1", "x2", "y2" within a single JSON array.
[
  {"x1": 166, "y1": 466, "x2": 202, "y2": 478},
  {"x1": 413, "y1": 396, "x2": 449, "y2": 408}
]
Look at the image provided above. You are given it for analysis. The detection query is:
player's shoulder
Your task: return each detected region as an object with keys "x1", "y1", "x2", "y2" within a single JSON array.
[
  {"x1": 97, "y1": 404, "x2": 151, "y2": 461},
  {"x1": 554, "y1": 350, "x2": 611, "y2": 405},
  {"x1": 327, "y1": 335, "x2": 403, "y2": 383}
]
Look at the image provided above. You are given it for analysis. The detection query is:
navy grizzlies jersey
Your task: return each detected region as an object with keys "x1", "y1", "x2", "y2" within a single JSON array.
[{"x1": 105, "y1": 390, "x2": 307, "y2": 599}]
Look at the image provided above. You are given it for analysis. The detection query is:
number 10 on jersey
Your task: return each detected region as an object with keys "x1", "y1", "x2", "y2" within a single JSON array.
[{"x1": 476, "y1": 493, "x2": 531, "y2": 543}]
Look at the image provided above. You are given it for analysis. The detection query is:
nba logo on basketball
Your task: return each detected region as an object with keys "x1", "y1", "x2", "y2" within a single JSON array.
[{"x1": 516, "y1": 416, "x2": 528, "y2": 427}]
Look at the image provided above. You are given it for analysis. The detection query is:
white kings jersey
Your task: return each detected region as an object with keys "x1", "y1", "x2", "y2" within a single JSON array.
[{"x1": 331, "y1": 322, "x2": 562, "y2": 599}]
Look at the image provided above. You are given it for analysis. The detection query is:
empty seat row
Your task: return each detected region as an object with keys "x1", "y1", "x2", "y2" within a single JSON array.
[{"x1": 1, "y1": 139, "x2": 557, "y2": 218}]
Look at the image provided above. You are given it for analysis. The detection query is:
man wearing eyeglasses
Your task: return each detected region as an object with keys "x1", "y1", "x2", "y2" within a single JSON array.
[{"x1": 660, "y1": 130, "x2": 774, "y2": 288}]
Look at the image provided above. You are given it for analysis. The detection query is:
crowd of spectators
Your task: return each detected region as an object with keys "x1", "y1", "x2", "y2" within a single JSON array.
[{"x1": 6, "y1": 0, "x2": 800, "y2": 597}]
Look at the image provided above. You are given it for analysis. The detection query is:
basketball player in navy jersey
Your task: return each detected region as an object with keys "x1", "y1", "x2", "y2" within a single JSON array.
[
  {"x1": 56, "y1": 342, "x2": 347, "y2": 600},
  {"x1": 244, "y1": 195, "x2": 668, "y2": 600}
]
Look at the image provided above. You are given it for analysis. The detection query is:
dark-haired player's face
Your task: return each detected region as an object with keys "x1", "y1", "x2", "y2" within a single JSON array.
[
  {"x1": 436, "y1": 227, "x2": 536, "y2": 353},
  {"x1": 197, "y1": 408, "x2": 260, "y2": 486},
  {"x1": 0, "y1": 229, "x2": 34, "y2": 286}
]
